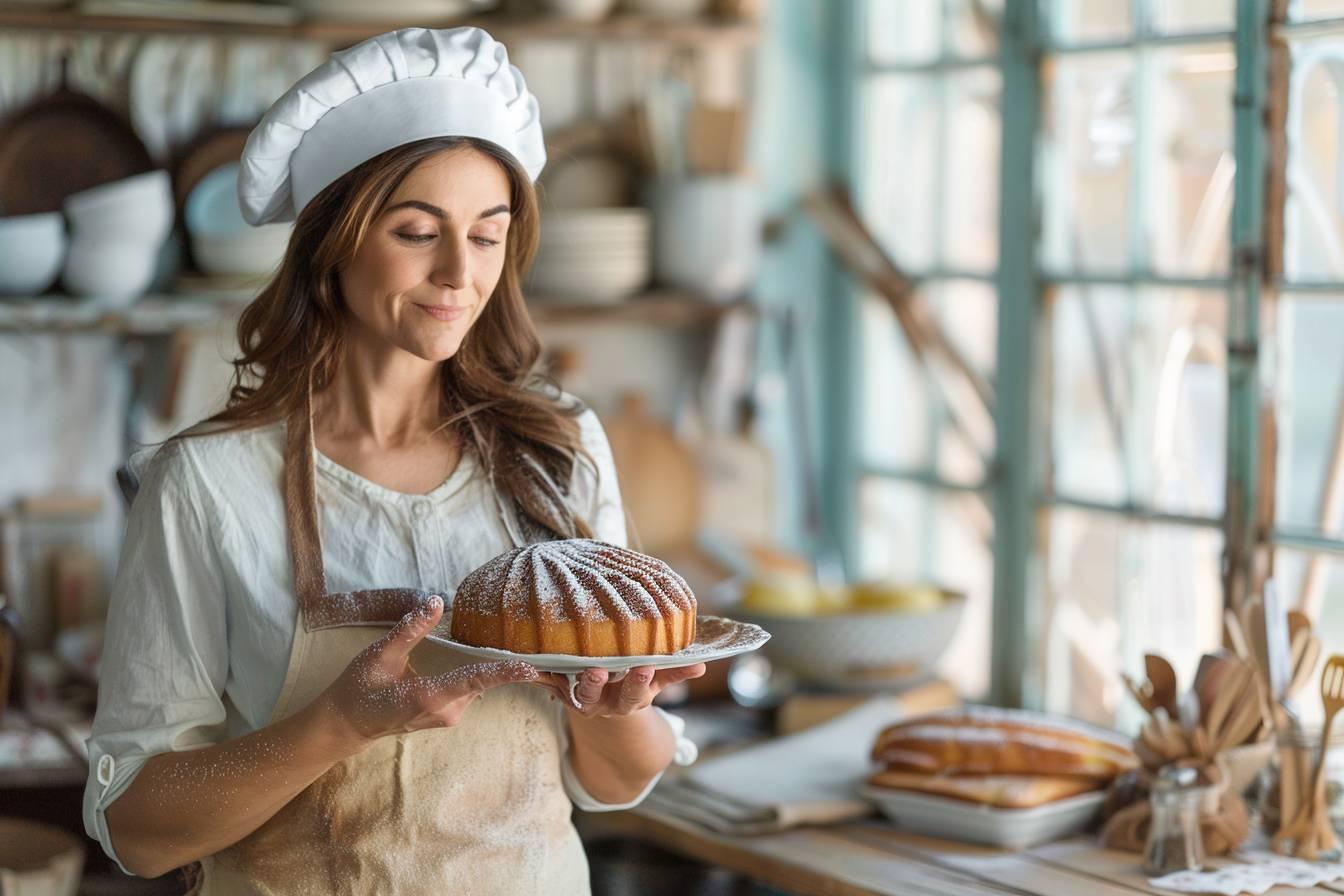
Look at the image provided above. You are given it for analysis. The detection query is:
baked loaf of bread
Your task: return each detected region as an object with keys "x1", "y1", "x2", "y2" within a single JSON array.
[
  {"x1": 871, "y1": 707, "x2": 1138, "y2": 779},
  {"x1": 450, "y1": 539, "x2": 697, "y2": 656},
  {"x1": 866, "y1": 769, "x2": 1103, "y2": 808}
]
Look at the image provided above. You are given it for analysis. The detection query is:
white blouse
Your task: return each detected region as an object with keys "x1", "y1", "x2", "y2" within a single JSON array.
[{"x1": 82, "y1": 403, "x2": 696, "y2": 873}]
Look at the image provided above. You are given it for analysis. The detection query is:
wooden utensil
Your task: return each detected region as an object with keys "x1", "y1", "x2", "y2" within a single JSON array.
[
  {"x1": 1224, "y1": 608, "x2": 1252, "y2": 661},
  {"x1": 1123, "y1": 672, "x2": 1157, "y2": 715},
  {"x1": 1201, "y1": 658, "x2": 1264, "y2": 758},
  {"x1": 1288, "y1": 610, "x2": 1311, "y2": 643},
  {"x1": 1288, "y1": 632, "x2": 1323, "y2": 700},
  {"x1": 1196, "y1": 654, "x2": 1236, "y2": 723},
  {"x1": 1273, "y1": 654, "x2": 1344, "y2": 858},
  {"x1": 1275, "y1": 703, "x2": 1303, "y2": 830},
  {"x1": 1145, "y1": 654, "x2": 1180, "y2": 718}
]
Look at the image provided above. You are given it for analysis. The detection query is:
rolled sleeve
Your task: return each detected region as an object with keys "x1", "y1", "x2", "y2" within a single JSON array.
[
  {"x1": 557, "y1": 706, "x2": 698, "y2": 812},
  {"x1": 84, "y1": 441, "x2": 230, "y2": 873}
]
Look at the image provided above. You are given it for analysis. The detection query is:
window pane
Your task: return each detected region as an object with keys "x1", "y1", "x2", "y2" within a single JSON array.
[
  {"x1": 1147, "y1": 45, "x2": 1235, "y2": 277},
  {"x1": 862, "y1": 74, "x2": 939, "y2": 270},
  {"x1": 1275, "y1": 294, "x2": 1344, "y2": 538},
  {"x1": 865, "y1": 0, "x2": 940, "y2": 65},
  {"x1": 1050, "y1": 0, "x2": 1133, "y2": 44},
  {"x1": 1150, "y1": 0, "x2": 1235, "y2": 34},
  {"x1": 859, "y1": 477, "x2": 993, "y2": 699},
  {"x1": 1039, "y1": 510, "x2": 1223, "y2": 729},
  {"x1": 932, "y1": 279, "x2": 998, "y2": 485},
  {"x1": 1049, "y1": 287, "x2": 1227, "y2": 516},
  {"x1": 947, "y1": 0, "x2": 1003, "y2": 59},
  {"x1": 1290, "y1": 0, "x2": 1344, "y2": 21},
  {"x1": 860, "y1": 293, "x2": 932, "y2": 471},
  {"x1": 859, "y1": 281, "x2": 996, "y2": 483},
  {"x1": 1284, "y1": 40, "x2": 1344, "y2": 282},
  {"x1": 1041, "y1": 53, "x2": 1135, "y2": 273},
  {"x1": 943, "y1": 68, "x2": 1002, "y2": 271}
]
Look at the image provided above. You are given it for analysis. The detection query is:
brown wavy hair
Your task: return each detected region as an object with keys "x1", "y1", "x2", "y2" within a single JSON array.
[{"x1": 192, "y1": 136, "x2": 593, "y2": 541}]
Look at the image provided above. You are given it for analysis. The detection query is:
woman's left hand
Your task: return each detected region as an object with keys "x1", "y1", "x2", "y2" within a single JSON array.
[{"x1": 534, "y1": 664, "x2": 707, "y2": 718}]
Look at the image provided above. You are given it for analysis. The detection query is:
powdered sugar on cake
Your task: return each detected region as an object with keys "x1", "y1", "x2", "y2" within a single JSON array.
[{"x1": 454, "y1": 539, "x2": 696, "y2": 624}]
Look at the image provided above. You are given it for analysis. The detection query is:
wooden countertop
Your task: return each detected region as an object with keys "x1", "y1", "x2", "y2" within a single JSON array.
[{"x1": 579, "y1": 807, "x2": 1344, "y2": 896}]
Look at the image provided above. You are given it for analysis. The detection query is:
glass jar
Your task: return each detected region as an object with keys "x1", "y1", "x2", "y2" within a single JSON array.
[
  {"x1": 1144, "y1": 766, "x2": 1210, "y2": 875},
  {"x1": 1255, "y1": 724, "x2": 1344, "y2": 836}
]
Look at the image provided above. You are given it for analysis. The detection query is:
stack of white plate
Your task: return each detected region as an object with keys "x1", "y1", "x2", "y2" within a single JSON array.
[{"x1": 529, "y1": 208, "x2": 651, "y2": 303}]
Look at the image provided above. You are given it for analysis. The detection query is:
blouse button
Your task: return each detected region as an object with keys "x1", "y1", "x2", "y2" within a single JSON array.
[
  {"x1": 97, "y1": 754, "x2": 116, "y2": 788},
  {"x1": 413, "y1": 501, "x2": 431, "y2": 520}
]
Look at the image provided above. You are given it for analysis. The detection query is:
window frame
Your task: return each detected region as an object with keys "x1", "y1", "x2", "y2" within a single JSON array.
[{"x1": 836, "y1": 0, "x2": 1344, "y2": 707}]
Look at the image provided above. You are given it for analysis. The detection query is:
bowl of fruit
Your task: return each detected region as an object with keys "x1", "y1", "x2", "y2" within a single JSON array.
[{"x1": 729, "y1": 575, "x2": 966, "y2": 686}]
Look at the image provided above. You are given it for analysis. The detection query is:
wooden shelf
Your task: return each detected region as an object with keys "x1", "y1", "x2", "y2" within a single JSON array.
[
  {"x1": 0, "y1": 290, "x2": 754, "y2": 334},
  {"x1": 0, "y1": 5, "x2": 761, "y2": 47},
  {"x1": 530, "y1": 291, "x2": 754, "y2": 326},
  {"x1": 0, "y1": 295, "x2": 231, "y2": 334}
]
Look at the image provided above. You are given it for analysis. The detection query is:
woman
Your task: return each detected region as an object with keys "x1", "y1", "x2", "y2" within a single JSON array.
[{"x1": 83, "y1": 26, "x2": 704, "y2": 895}]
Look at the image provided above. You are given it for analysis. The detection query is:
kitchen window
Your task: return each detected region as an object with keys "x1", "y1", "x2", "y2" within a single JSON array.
[{"x1": 841, "y1": 0, "x2": 1344, "y2": 724}]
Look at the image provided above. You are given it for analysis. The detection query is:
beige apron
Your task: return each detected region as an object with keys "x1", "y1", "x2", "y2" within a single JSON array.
[{"x1": 196, "y1": 392, "x2": 589, "y2": 895}]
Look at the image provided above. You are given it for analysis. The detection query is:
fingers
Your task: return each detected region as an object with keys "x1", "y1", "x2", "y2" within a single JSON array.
[
  {"x1": 573, "y1": 668, "x2": 608, "y2": 707},
  {"x1": 617, "y1": 666, "x2": 656, "y2": 712},
  {"x1": 373, "y1": 595, "x2": 443, "y2": 668},
  {"x1": 417, "y1": 659, "x2": 539, "y2": 709},
  {"x1": 652, "y1": 663, "x2": 707, "y2": 690}
]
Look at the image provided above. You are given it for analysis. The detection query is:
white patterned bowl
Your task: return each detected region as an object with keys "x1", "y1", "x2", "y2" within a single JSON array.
[
  {"x1": 732, "y1": 591, "x2": 966, "y2": 685},
  {"x1": 0, "y1": 212, "x2": 66, "y2": 295}
]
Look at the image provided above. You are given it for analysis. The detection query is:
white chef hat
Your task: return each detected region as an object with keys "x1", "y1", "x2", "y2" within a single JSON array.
[{"x1": 236, "y1": 26, "x2": 545, "y2": 227}]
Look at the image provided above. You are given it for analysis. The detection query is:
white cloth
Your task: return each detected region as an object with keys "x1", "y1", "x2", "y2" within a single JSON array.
[
  {"x1": 82, "y1": 404, "x2": 695, "y2": 873},
  {"x1": 644, "y1": 696, "x2": 904, "y2": 834},
  {"x1": 238, "y1": 26, "x2": 546, "y2": 226}
]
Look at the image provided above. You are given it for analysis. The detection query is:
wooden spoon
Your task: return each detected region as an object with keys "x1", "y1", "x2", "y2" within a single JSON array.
[
  {"x1": 1287, "y1": 633, "x2": 1323, "y2": 701},
  {"x1": 1274, "y1": 654, "x2": 1344, "y2": 858},
  {"x1": 1123, "y1": 672, "x2": 1157, "y2": 715},
  {"x1": 1288, "y1": 610, "x2": 1311, "y2": 643},
  {"x1": 1145, "y1": 653, "x2": 1180, "y2": 718}
]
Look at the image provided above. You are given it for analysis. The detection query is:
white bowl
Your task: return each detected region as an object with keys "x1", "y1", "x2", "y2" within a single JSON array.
[
  {"x1": 0, "y1": 212, "x2": 66, "y2": 296},
  {"x1": 64, "y1": 170, "x2": 173, "y2": 244},
  {"x1": 860, "y1": 785, "x2": 1106, "y2": 850},
  {"x1": 542, "y1": 0, "x2": 617, "y2": 19},
  {"x1": 62, "y1": 237, "x2": 158, "y2": 304},
  {"x1": 732, "y1": 591, "x2": 967, "y2": 685},
  {"x1": 193, "y1": 225, "x2": 290, "y2": 276},
  {"x1": 651, "y1": 176, "x2": 761, "y2": 300},
  {"x1": 185, "y1": 162, "x2": 248, "y2": 237}
]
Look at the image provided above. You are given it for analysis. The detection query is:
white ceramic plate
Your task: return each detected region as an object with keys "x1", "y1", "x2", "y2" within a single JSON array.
[
  {"x1": 429, "y1": 614, "x2": 769, "y2": 707},
  {"x1": 858, "y1": 783, "x2": 1106, "y2": 850}
]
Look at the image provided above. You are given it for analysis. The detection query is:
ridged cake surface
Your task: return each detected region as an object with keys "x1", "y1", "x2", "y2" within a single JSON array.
[{"x1": 450, "y1": 539, "x2": 697, "y2": 656}]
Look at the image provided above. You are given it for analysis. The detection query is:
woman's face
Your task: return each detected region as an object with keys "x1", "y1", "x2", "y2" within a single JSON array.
[{"x1": 339, "y1": 147, "x2": 513, "y2": 362}]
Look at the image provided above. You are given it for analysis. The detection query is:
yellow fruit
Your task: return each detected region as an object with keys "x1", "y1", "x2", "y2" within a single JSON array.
[
  {"x1": 740, "y1": 574, "x2": 820, "y2": 616},
  {"x1": 815, "y1": 583, "x2": 852, "y2": 614},
  {"x1": 849, "y1": 581, "x2": 943, "y2": 614}
]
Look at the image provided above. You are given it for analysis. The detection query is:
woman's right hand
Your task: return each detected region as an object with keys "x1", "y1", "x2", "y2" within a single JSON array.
[{"x1": 312, "y1": 595, "x2": 538, "y2": 747}]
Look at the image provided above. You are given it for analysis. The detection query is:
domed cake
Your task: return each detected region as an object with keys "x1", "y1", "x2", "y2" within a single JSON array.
[{"x1": 450, "y1": 539, "x2": 698, "y2": 656}]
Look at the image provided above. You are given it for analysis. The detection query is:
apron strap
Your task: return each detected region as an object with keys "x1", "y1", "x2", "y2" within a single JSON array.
[{"x1": 284, "y1": 379, "x2": 328, "y2": 621}]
